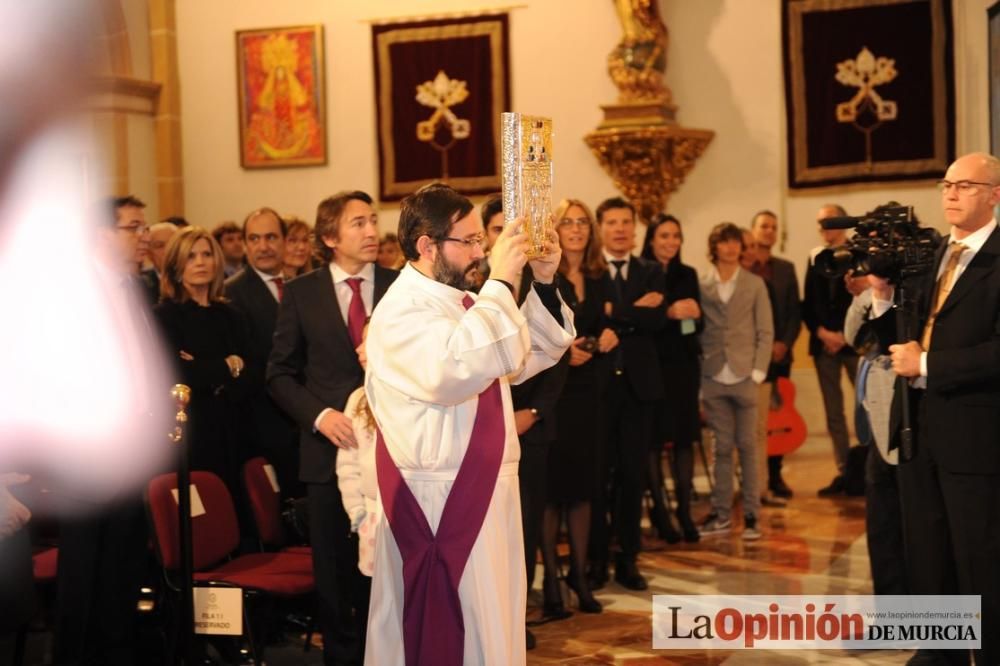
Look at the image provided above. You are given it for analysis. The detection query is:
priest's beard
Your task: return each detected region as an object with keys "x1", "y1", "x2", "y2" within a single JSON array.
[{"x1": 432, "y1": 251, "x2": 480, "y2": 291}]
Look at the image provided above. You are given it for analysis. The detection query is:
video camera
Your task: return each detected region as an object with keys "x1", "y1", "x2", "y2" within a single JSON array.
[{"x1": 814, "y1": 202, "x2": 941, "y2": 284}]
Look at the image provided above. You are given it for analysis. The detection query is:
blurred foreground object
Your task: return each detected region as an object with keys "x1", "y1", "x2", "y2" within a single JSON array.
[{"x1": 0, "y1": 0, "x2": 174, "y2": 506}]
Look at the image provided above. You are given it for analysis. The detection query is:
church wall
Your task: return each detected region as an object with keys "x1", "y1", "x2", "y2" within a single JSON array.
[{"x1": 175, "y1": 0, "x2": 994, "y2": 279}]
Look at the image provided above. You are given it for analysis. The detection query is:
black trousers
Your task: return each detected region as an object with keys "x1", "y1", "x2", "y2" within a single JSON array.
[
  {"x1": 53, "y1": 499, "x2": 148, "y2": 666},
  {"x1": 898, "y1": 402, "x2": 1000, "y2": 666},
  {"x1": 864, "y1": 444, "x2": 907, "y2": 596},
  {"x1": 308, "y1": 481, "x2": 361, "y2": 666},
  {"x1": 518, "y1": 439, "x2": 549, "y2": 589},
  {"x1": 590, "y1": 373, "x2": 651, "y2": 564}
]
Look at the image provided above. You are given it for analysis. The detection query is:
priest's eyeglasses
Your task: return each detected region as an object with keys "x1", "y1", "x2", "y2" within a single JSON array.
[
  {"x1": 936, "y1": 179, "x2": 997, "y2": 195},
  {"x1": 440, "y1": 234, "x2": 486, "y2": 249}
]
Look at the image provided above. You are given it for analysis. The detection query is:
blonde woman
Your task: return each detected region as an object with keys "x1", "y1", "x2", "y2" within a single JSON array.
[
  {"x1": 154, "y1": 226, "x2": 249, "y2": 490},
  {"x1": 282, "y1": 216, "x2": 316, "y2": 278}
]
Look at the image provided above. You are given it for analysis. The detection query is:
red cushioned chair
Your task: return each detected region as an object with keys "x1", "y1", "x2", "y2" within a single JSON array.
[
  {"x1": 146, "y1": 471, "x2": 314, "y2": 664},
  {"x1": 241, "y1": 457, "x2": 311, "y2": 557}
]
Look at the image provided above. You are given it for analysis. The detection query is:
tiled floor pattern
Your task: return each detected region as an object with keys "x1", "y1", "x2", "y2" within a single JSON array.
[{"x1": 525, "y1": 427, "x2": 913, "y2": 665}]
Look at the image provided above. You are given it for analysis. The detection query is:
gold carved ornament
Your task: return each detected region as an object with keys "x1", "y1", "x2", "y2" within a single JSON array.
[
  {"x1": 585, "y1": 126, "x2": 713, "y2": 222},
  {"x1": 583, "y1": 1, "x2": 713, "y2": 222}
]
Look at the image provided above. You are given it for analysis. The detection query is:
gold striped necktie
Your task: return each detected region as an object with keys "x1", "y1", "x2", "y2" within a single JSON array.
[{"x1": 920, "y1": 241, "x2": 967, "y2": 350}]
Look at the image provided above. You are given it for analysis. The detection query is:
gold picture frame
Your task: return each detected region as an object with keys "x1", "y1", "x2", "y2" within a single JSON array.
[{"x1": 235, "y1": 24, "x2": 326, "y2": 169}]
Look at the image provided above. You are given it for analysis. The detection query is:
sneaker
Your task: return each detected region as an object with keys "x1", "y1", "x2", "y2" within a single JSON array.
[
  {"x1": 699, "y1": 513, "x2": 732, "y2": 536},
  {"x1": 742, "y1": 514, "x2": 762, "y2": 541},
  {"x1": 818, "y1": 475, "x2": 846, "y2": 497},
  {"x1": 761, "y1": 491, "x2": 787, "y2": 507}
]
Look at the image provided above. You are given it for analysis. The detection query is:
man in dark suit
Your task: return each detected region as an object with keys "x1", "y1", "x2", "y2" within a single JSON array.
[
  {"x1": 750, "y1": 210, "x2": 802, "y2": 500},
  {"x1": 54, "y1": 196, "x2": 159, "y2": 666},
  {"x1": 802, "y1": 204, "x2": 868, "y2": 496},
  {"x1": 588, "y1": 197, "x2": 665, "y2": 591},
  {"x1": 877, "y1": 153, "x2": 1000, "y2": 666},
  {"x1": 268, "y1": 190, "x2": 398, "y2": 666},
  {"x1": 225, "y1": 207, "x2": 301, "y2": 498}
]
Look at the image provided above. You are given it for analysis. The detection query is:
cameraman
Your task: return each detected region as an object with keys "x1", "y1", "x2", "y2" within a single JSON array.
[
  {"x1": 872, "y1": 152, "x2": 1000, "y2": 666},
  {"x1": 802, "y1": 204, "x2": 867, "y2": 496},
  {"x1": 844, "y1": 277, "x2": 906, "y2": 598}
]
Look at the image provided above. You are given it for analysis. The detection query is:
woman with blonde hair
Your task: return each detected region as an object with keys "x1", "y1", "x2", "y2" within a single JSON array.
[
  {"x1": 538, "y1": 198, "x2": 617, "y2": 618},
  {"x1": 282, "y1": 215, "x2": 316, "y2": 279},
  {"x1": 154, "y1": 226, "x2": 250, "y2": 493}
]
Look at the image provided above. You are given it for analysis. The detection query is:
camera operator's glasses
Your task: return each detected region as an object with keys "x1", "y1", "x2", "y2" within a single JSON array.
[{"x1": 935, "y1": 179, "x2": 997, "y2": 195}]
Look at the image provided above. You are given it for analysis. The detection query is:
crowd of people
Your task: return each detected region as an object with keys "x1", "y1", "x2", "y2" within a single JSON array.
[{"x1": 7, "y1": 151, "x2": 999, "y2": 665}]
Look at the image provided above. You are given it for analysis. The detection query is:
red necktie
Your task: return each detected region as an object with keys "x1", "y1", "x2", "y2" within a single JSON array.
[
  {"x1": 346, "y1": 277, "x2": 366, "y2": 348},
  {"x1": 462, "y1": 294, "x2": 474, "y2": 310},
  {"x1": 272, "y1": 276, "x2": 284, "y2": 302}
]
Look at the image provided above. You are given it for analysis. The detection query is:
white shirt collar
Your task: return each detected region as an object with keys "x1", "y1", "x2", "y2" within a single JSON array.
[
  {"x1": 329, "y1": 261, "x2": 375, "y2": 283},
  {"x1": 710, "y1": 264, "x2": 740, "y2": 284},
  {"x1": 251, "y1": 265, "x2": 282, "y2": 284},
  {"x1": 948, "y1": 218, "x2": 997, "y2": 254},
  {"x1": 602, "y1": 250, "x2": 631, "y2": 266}
]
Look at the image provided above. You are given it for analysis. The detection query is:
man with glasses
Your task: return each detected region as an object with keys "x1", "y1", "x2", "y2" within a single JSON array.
[
  {"x1": 869, "y1": 152, "x2": 1000, "y2": 665},
  {"x1": 362, "y1": 183, "x2": 573, "y2": 665},
  {"x1": 110, "y1": 195, "x2": 151, "y2": 275},
  {"x1": 54, "y1": 195, "x2": 167, "y2": 665},
  {"x1": 268, "y1": 190, "x2": 398, "y2": 666}
]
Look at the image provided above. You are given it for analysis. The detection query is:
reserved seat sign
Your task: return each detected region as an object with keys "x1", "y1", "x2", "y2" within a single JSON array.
[{"x1": 193, "y1": 587, "x2": 243, "y2": 636}]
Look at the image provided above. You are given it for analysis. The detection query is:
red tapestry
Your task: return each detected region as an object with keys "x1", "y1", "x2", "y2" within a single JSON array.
[{"x1": 372, "y1": 14, "x2": 511, "y2": 200}]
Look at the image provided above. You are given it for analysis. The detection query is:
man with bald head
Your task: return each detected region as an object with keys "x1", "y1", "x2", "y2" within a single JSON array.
[{"x1": 865, "y1": 153, "x2": 1000, "y2": 665}]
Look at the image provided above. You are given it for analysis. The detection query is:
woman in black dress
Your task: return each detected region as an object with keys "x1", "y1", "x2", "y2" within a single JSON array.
[
  {"x1": 154, "y1": 227, "x2": 249, "y2": 495},
  {"x1": 540, "y1": 198, "x2": 617, "y2": 617},
  {"x1": 641, "y1": 214, "x2": 702, "y2": 542}
]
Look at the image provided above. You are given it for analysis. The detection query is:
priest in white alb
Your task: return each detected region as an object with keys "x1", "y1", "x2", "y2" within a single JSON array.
[{"x1": 363, "y1": 183, "x2": 574, "y2": 665}]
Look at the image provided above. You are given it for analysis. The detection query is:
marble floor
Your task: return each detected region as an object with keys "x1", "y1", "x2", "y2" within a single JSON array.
[{"x1": 525, "y1": 425, "x2": 913, "y2": 665}]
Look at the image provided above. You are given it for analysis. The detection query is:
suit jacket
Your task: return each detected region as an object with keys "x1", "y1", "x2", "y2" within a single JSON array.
[
  {"x1": 754, "y1": 256, "x2": 801, "y2": 376},
  {"x1": 511, "y1": 265, "x2": 571, "y2": 445},
  {"x1": 267, "y1": 264, "x2": 398, "y2": 484},
  {"x1": 802, "y1": 250, "x2": 855, "y2": 357},
  {"x1": 140, "y1": 268, "x2": 160, "y2": 305},
  {"x1": 224, "y1": 268, "x2": 298, "y2": 472},
  {"x1": 871, "y1": 227, "x2": 1000, "y2": 473},
  {"x1": 603, "y1": 255, "x2": 666, "y2": 401},
  {"x1": 656, "y1": 260, "x2": 702, "y2": 361},
  {"x1": 699, "y1": 267, "x2": 774, "y2": 380}
]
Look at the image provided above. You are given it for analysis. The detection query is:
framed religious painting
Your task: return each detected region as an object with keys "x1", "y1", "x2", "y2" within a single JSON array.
[
  {"x1": 782, "y1": 0, "x2": 955, "y2": 188},
  {"x1": 236, "y1": 24, "x2": 327, "y2": 169},
  {"x1": 372, "y1": 13, "x2": 511, "y2": 200}
]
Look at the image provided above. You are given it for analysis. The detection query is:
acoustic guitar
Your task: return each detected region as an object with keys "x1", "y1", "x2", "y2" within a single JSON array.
[{"x1": 767, "y1": 377, "x2": 807, "y2": 456}]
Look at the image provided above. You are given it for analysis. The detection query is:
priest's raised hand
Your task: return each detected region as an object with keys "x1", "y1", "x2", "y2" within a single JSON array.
[{"x1": 487, "y1": 219, "x2": 528, "y2": 285}]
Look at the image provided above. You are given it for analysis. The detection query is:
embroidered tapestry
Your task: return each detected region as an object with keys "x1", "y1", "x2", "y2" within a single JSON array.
[
  {"x1": 372, "y1": 13, "x2": 511, "y2": 200},
  {"x1": 782, "y1": 0, "x2": 955, "y2": 189}
]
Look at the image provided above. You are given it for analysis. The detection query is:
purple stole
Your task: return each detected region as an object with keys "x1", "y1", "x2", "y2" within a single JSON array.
[{"x1": 375, "y1": 295, "x2": 506, "y2": 665}]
